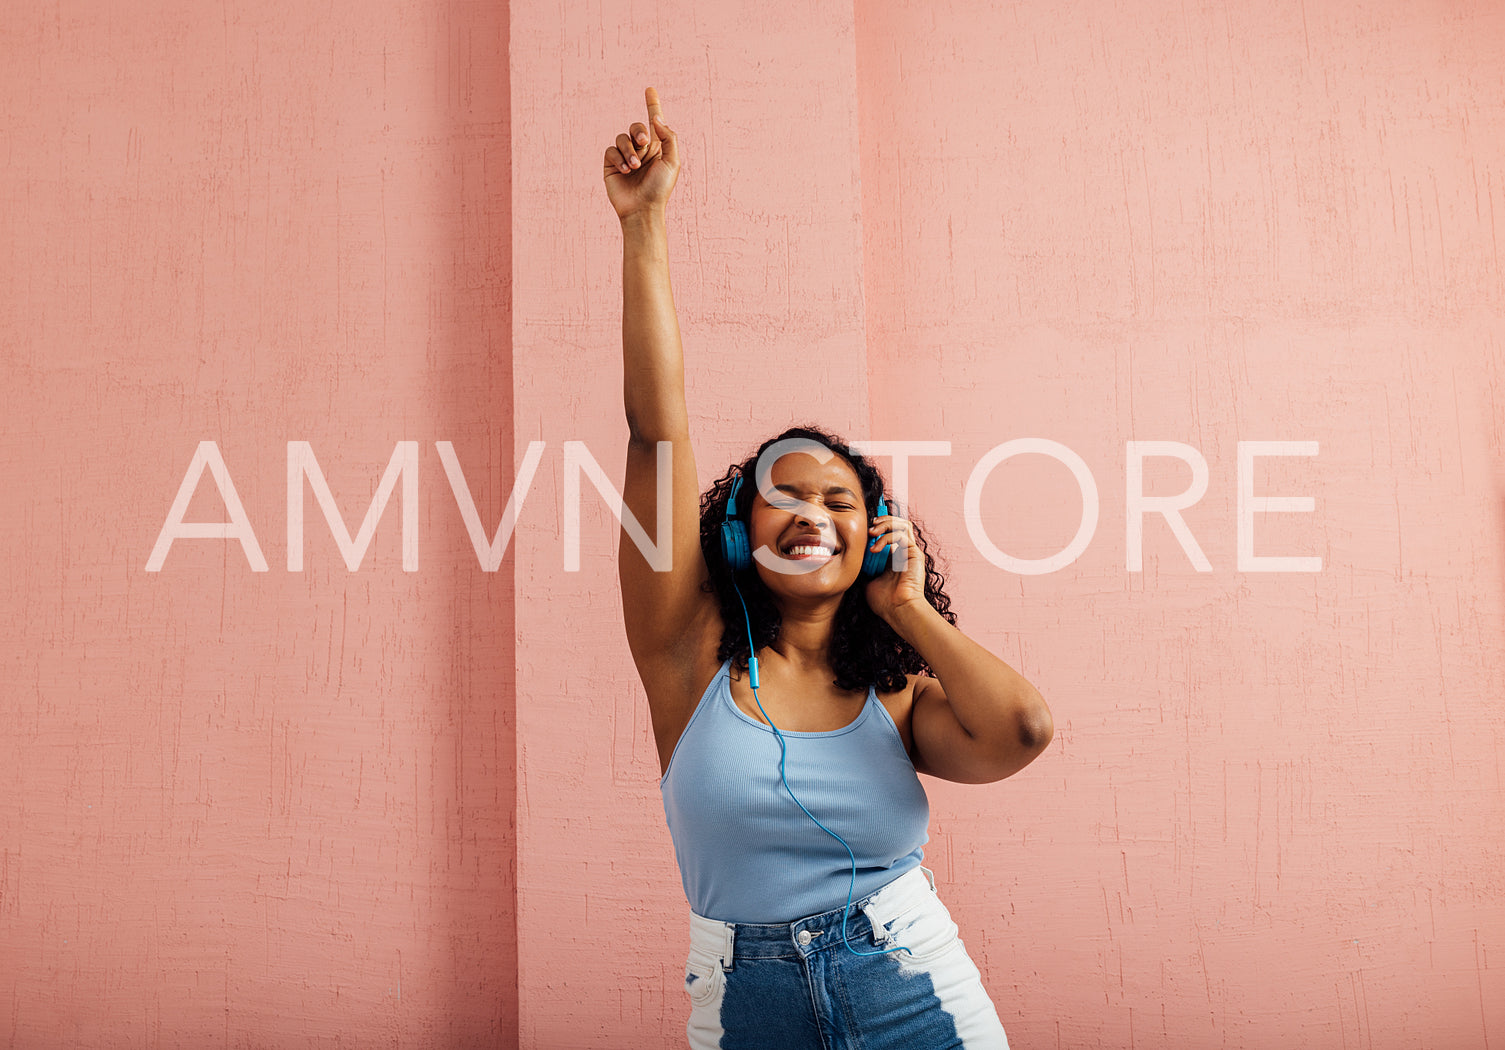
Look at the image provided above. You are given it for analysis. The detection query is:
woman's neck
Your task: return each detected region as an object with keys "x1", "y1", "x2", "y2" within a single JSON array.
[{"x1": 765, "y1": 600, "x2": 839, "y2": 671}]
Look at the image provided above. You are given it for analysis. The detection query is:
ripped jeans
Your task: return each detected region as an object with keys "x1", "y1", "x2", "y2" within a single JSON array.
[{"x1": 682, "y1": 867, "x2": 1009, "y2": 1050}]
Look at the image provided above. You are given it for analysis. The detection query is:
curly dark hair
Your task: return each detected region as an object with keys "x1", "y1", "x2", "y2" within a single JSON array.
[{"x1": 698, "y1": 425, "x2": 957, "y2": 694}]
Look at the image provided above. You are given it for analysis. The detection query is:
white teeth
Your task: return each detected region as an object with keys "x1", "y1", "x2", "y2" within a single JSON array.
[{"x1": 785, "y1": 545, "x2": 834, "y2": 557}]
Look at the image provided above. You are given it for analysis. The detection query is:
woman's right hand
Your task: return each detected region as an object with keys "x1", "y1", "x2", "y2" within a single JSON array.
[{"x1": 604, "y1": 87, "x2": 680, "y2": 221}]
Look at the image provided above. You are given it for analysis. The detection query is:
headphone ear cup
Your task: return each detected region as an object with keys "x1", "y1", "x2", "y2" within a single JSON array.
[
  {"x1": 861, "y1": 496, "x2": 890, "y2": 578},
  {"x1": 720, "y1": 520, "x2": 751, "y2": 571},
  {"x1": 719, "y1": 474, "x2": 751, "y2": 572}
]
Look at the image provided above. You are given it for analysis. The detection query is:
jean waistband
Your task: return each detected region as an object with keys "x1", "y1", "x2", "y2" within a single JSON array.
[{"x1": 688, "y1": 866, "x2": 938, "y2": 969}]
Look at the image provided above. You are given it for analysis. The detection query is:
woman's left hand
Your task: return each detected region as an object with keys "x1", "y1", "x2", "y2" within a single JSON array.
[{"x1": 863, "y1": 511, "x2": 928, "y2": 626}]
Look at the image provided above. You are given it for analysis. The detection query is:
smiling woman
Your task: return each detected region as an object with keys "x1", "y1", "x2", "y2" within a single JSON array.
[
  {"x1": 695, "y1": 429, "x2": 959, "y2": 705},
  {"x1": 606, "y1": 86, "x2": 1053, "y2": 1049}
]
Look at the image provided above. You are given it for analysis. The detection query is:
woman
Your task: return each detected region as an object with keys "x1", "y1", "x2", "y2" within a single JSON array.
[{"x1": 605, "y1": 87, "x2": 1054, "y2": 1050}]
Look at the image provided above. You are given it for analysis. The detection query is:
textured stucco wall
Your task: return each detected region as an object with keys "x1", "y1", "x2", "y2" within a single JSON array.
[
  {"x1": 854, "y1": 1, "x2": 1505, "y2": 1046},
  {"x1": 2, "y1": 0, "x2": 1503, "y2": 1047},
  {"x1": 513, "y1": 0, "x2": 1504, "y2": 1047},
  {"x1": 0, "y1": 1, "x2": 518, "y2": 1045},
  {"x1": 508, "y1": 3, "x2": 872, "y2": 1045}
]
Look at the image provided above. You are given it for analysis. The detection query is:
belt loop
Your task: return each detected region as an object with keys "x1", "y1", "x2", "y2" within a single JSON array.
[
  {"x1": 720, "y1": 921, "x2": 736, "y2": 972},
  {"x1": 920, "y1": 865, "x2": 936, "y2": 892},
  {"x1": 861, "y1": 900, "x2": 890, "y2": 945}
]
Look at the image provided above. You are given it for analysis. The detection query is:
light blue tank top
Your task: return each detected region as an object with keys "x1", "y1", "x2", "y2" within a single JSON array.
[{"x1": 660, "y1": 658, "x2": 930, "y2": 924}]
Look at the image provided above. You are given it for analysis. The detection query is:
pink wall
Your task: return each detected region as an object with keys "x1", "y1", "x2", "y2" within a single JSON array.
[
  {"x1": 854, "y1": 1, "x2": 1505, "y2": 1046},
  {"x1": 1, "y1": 0, "x2": 518, "y2": 1045},
  {"x1": 3, "y1": 1, "x2": 1503, "y2": 1048},
  {"x1": 510, "y1": 3, "x2": 873, "y2": 1045}
]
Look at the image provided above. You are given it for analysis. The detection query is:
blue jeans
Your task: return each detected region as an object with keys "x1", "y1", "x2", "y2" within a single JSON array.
[{"x1": 682, "y1": 867, "x2": 1009, "y2": 1049}]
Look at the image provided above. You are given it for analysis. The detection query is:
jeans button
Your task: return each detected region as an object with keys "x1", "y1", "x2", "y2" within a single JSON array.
[{"x1": 797, "y1": 930, "x2": 812, "y2": 946}]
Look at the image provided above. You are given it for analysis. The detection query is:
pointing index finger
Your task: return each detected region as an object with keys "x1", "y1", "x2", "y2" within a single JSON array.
[{"x1": 644, "y1": 86, "x2": 663, "y2": 120}]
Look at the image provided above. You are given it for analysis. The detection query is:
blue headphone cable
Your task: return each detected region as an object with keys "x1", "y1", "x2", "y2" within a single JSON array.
[{"x1": 730, "y1": 580, "x2": 909, "y2": 959}]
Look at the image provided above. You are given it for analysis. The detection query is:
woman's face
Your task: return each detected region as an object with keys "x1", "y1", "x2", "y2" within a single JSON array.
[{"x1": 745, "y1": 452, "x2": 870, "y2": 600}]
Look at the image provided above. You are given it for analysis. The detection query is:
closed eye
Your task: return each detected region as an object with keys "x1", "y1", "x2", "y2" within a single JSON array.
[{"x1": 772, "y1": 500, "x2": 855, "y2": 512}]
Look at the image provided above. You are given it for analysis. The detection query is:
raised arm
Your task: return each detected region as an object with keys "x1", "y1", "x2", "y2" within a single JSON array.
[{"x1": 605, "y1": 89, "x2": 721, "y2": 759}]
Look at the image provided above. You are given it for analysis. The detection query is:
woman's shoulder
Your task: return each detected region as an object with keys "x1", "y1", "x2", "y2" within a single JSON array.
[{"x1": 874, "y1": 671, "x2": 926, "y2": 701}]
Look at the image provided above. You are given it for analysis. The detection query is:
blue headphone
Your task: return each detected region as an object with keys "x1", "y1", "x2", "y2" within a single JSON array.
[{"x1": 719, "y1": 472, "x2": 893, "y2": 577}]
